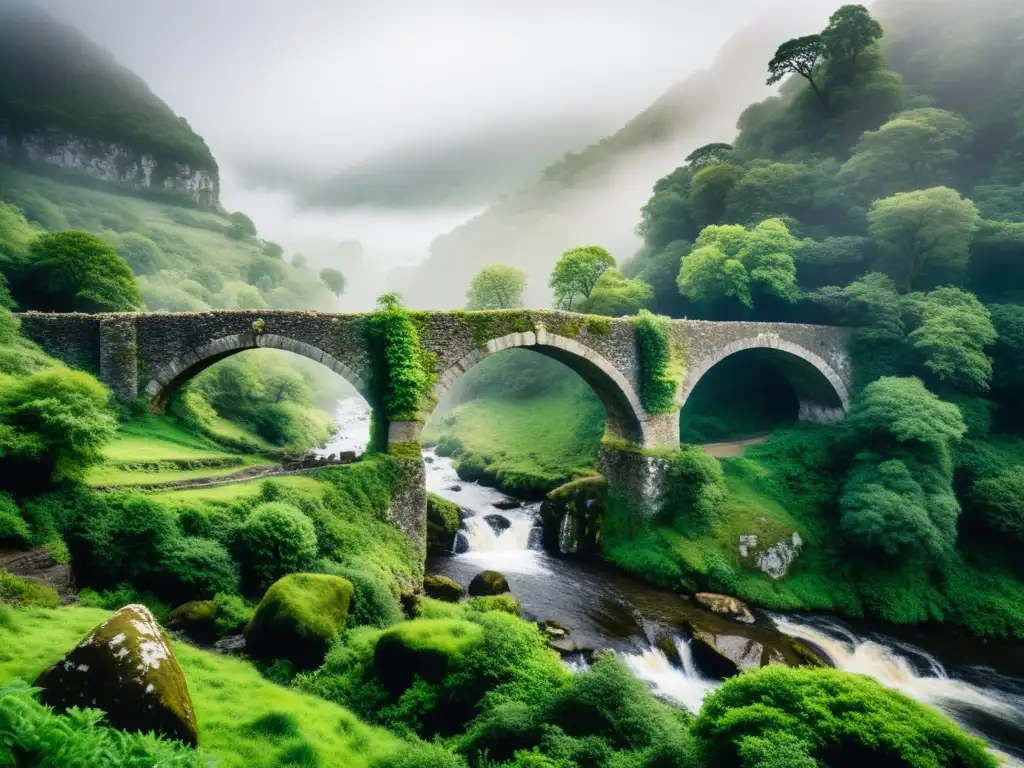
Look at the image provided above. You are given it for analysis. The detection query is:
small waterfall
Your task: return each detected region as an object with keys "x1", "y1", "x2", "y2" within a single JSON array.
[{"x1": 622, "y1": 638, "x2": 719, "y2": 714}]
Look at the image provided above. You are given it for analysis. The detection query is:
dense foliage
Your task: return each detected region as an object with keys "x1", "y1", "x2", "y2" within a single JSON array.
[{"x1": 466, "y1": 265, "x2": 528, "y2": 310}]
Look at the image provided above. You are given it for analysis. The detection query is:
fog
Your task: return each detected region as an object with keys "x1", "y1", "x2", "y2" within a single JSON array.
[{"x1": 38, "y1": 0, "x2": 841, "y2": 309}]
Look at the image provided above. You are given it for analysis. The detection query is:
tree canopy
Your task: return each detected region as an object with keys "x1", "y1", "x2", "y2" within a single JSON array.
[
  {"x1": 319, "y1": 267, "x2": 346, "y2": 297},
  {"x1": 549, "y1": 246, "x2": 616, "y2": 311},
  {"x1": 466, "y1": 264, "x2": 527, "y2": 310}
]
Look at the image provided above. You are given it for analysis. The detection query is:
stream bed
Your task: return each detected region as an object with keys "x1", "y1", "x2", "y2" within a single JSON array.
[{"x1": 322, "y1": 397, "x2": 1024, "y2": 763}]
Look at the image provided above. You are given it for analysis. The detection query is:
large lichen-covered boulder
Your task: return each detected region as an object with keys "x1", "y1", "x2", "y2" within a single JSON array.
[
  {"x1": 423, "y1": 574, "x2": 465, "y2": 602},
  {"x1": 33, "y1": 604, "x2": 198, "y2": 746},
  {"x1": 245, "y1": 573, "x2": 353, "y2": 669},
  {"x1": 373, "y1": 619, "x2": 483, "y2": 694},
  {"x1": 468, "y1": 570, "x2": 509, "y2": 596}
]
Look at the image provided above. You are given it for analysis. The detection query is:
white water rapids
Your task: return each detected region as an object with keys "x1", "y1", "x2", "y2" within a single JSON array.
[{"x1": 319, "y1": 397, "x2": 1024, "y2": 763}]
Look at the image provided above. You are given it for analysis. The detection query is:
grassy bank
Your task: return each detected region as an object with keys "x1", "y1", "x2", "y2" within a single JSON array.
[{"x1": 0, "y1": 605, "x2": 405, "y2": 768}]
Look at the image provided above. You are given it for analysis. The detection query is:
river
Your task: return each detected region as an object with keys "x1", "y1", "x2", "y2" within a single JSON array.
[{"x1": 320, "y1": 397, "x2": 1024, "y2": 764}]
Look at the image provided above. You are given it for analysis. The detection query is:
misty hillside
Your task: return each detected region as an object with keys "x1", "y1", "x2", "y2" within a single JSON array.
[
  {"x1": 389, "y1": 17, "x2": 817, "y2": 309},
  {"x1": 0, "y1": 1, "x2": 218, "y2": 204}
]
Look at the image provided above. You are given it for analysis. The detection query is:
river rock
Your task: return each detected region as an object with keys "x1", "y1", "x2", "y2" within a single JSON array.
[
  {"x1": 539, "y1": 619, "x2": 567, "y2": 639},
  {"x1": 484, "y1": 514, "x2": 511, "y2": 534},
  {"x1": 453, "y1": 532, "x2": 470, "y2": 554},
  {"x1": 687, "y1": 627, "x2": 788, "y2": 680},
  {"x1": 424, "y1": 575, "x2": 465, "y2": 602},
  {"x1": 655, "y1": 634, "x2": 683, "y2": 668},
  {"x1": 738, "y1": 531, "x2": 803, "y2": 579},
  {"x1": 695, "y1": 593, "x2": 756, "y2": 624},
  {"x1": 424, "y1": 456, "x2": 435, "y2": 464},
  {"x1": 492, "y1": 499, "x2": 521, "y2": 511},
  {"x1": 468, "y1": 569, "x2": 509, "y2": 596},
  {"x1": 213, "y1": 634, "x2": 247, "y2": 654},
  {"x1": 34, "y1": 604, "x2": 199, "y2": 746},
  {"x1": 447, "y1": 484, "x2": 463, "y2": 492}
]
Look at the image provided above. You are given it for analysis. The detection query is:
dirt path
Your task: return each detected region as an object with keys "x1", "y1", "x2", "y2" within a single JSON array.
[{"x1": 701, "y1": 434, "x2": 770, "y2": 458}]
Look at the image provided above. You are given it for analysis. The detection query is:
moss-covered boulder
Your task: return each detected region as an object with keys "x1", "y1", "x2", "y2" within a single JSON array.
[
  {"x1": 33, "y1": 604, "x2": 198, "y2": 746},
  {"x1": 246, "y1": 573, "x2": 353, "y2": 669},
  {"x1": 468, "y1": 594, "x2": 521, "y2": 616},
  {"x1": 423, "y1": 574, "x2": 465, "y2": 602},
  {"x1": 373, "y1": 619, "x2": 483, "y2": 694},
  {"x1": 540, "y1": 476, "x2": 606, "y2": 555},
  {"x1": 167, "y1": 600, "x2": 218, "y2": 644},
  {"x1": 468, "y1": 570, "x2": 509, "y2": 596},
  {"x1": 427, "y1": 493, "x2": 461, "y2": 555}
]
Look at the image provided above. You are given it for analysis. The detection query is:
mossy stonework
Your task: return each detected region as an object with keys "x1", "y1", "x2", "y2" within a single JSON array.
[{"x1": 17, "y1": 310, "x2": 852, "y2": 557}]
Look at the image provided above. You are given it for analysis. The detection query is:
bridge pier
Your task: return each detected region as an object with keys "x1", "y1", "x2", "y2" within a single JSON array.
[{"x1": 98, "y1": 316, "x2": 139, "y2": 402}]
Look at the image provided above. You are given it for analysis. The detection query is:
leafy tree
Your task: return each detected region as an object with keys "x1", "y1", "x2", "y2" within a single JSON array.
[
  {"x1": 838, "y1": 109, "x2": 972, "y2": 199},
  {"x1": 20, "y1": 231, "x2": 140, "y2": 312},
  {"x1": 767, "y1": 35, "x2": 828, "y2": 106},
  {"x1": 291, "y1": 253, "x2": 308, "y2": 269},
  {"x1": 677, "y1": 218, "x2": 799, "y2": 312},
  {"x1": 839, "y1": 377, "x2": 965, "y2": 562},
  {"x1": 969, "y1": 467, "x2": 1024, "y2": 544},
  {"x1": 228, "y1": 211, "x2": 257, "y2": 239},
  {"x1": 684, "y1": 143, "x2": 733, "y2": 168},
  {"x1": 822, "y1": 4, "x2": 884, "y2": 77},
  {"x1": 908, "y1": 287, "x2": 995, "y2": 393},
  {"x1": 466, "y1": 264, "x2": 527, "y2": 310},
  {"x1": 867, "y1": 187, "x2": 980, "y2": 292},
  {"x1": 320, "y1": 267, "x2": 346, "y2": 297},
  {"x1": 246, "y1": 255, "x2": 287, "y2": 289},
  {"x1": 234, "y1": 502, "x2": 318, "y2": 591},
  {"x1": 794, "y1": 236, "x2": 871, "y2": 289},
  {"x1": 579, "y1": 270, "x2": 653, "y2": 317},
  {"x1": 723, "y1": 161, "x2": 825, "y2": 226},
  {"x1": 636, "y1": 166, "x2": 698, "y2": 250},
  {"x1": 262, "y1": 241, "x2": 284, "y2": 259},
  {"x1": 0, "y1": 272, "x2": 13, "y2": 310},
  {"x1": 621, "y1": 241, "x2": 692, "y2": 316},
  {"x1": 688, "y1": 163, "x2": 746, "y2": 231},
  {"x1": 549, "y1": 246, "x2": 616, "y2": 311},
  {"x1": 0, "y1": 366, "x2": 117, "y2": 490},
  {"x1": 376, "y1": 292, "x2": 405, "y2": 312}
]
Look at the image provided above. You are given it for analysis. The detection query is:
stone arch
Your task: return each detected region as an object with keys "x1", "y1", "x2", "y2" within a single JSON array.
[
  {"x1": 679, "y1": 335, "x2": 851, "y2": 424},
  {"x1": 430, "y1": 329, "x2": 651, "y2": 445},
  {"x1": 143, "y1": 331, "x2": 370, "y2": 414}
]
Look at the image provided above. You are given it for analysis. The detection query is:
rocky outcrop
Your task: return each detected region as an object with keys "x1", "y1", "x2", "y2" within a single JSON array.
[
  {"x1": 34, "y1": 604, "x2": 198, "y2": 746},
  {"x1": 423, "y1": 575, "x2": 465, "y2": 602},
  {"x1": 739, "y1": 531, "x2": 803, "y2": 579},
  {"x1": 540, "y1": 476, "x2": 606, "y2": 556},
  {"x1": 694, "y1": 593, "x2": 755, "y2": 624},
  {"x1": 1, "y1": 129, "x2": 218, "y2": 208},
  {"x1": 427, "y1": 493, "x2": 461, "y2": 555},
  {"x1": 468, "y1": 570, "x2": 509, "y2": 596},
  {"x1": 484, "y1": 514, "x2": 511, "y2": 534}
]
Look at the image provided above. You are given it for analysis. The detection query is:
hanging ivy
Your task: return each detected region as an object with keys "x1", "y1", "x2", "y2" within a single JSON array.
[
  {"x1": 634, "y1": 310, "x2": 682, "y2": 413},
  {"x1": 367, "y1": 295, "x2": 436, "y2": 425}
]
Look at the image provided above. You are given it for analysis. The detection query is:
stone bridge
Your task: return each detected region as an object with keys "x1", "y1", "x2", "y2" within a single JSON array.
[{"x1": 18, "y1": 309, "x2": 852, "y2": 560}]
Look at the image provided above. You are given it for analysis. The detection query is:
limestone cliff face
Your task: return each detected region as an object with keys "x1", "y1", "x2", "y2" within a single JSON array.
[{"x1": 0, "y1": 127, "x2": 219, "y2": 209}]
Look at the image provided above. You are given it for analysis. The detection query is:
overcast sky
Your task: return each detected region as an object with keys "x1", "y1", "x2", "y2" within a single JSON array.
[{"x1": 37, "y1": 0, "x2": 837, "y2": 255}]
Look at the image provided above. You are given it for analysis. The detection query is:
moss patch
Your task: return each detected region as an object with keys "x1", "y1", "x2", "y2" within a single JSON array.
[
  {"x1": 246, "y1": 573, "x2": 354, "y2": 670},
  {"x1": 372, "y1": 619, "x2": 484, "y2": 693}
]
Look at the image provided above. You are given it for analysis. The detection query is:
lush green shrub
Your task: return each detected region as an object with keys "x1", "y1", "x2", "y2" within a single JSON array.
[
  {"x1": 246, "y1": 572, "x2": 353, "y2": 669},
  {"x1": 548, "y1": 652, "x2": 691, "y2": 752},
  {"x1": 0, "y1": 491, "x2": 31, "y2": 548},
  {"x1": 968, "y1": 467, "x2": 1024, "y2": 543},
  {"x1": 158, "y1": 536, "x2": 240, "y2": 601},
  {"x1": 0, "y1": 366, "x2": 118, "y2": 491},
  {"x1": 663, "y1": 446, "x2": 727, "y2": 531},
  {"x1": 234, "y1": 502, "x2": 318, "y2": 591},
  {"x1": 375, "y1": 741, "x2": 468, "y2": 768},
  {"x1": 77, "y1": 584, "x2": 171, "y2": 624},
  {"x1": 15, "y1": 230, "x2": 141, "y2": 312},
  {"x1": 468, "y1": 570, "x2": 509, "y2": 596},
  {"x1": 0, "y1": 571, "x2": 59, "y2": 608},
  {"x1": 167, "y1": 600, "x2": 218, "y2": 643},
  {"x1": 212, "y1": 591, "x2": 253, "y2": 634},
  {"x1": 373, "y1": 619, "x2": 485, "y2": 694},
  {"x1": 467, "y1": 595, "x2": 521, "y2": 617},
  {"x1": 111, "y1": 232, "x2": 169, "y2": 275},
  {"x1": 459, "y1": 701, "x2": 542, "y2": 764},
  {"x1": 693, "y1": 666, "x2": 995, "y2": 767},
  {"x1": 0, "y1": 680, "x2": 203, "y2": 767},
  {"x1": 316, "y1": 559, "x2": 403, "y2": 628}
]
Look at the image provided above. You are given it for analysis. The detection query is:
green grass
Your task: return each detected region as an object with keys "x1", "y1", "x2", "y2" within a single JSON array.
[
  {"x1": 104, "y1": 414, "x2": 245, "y2": 462},
  {"x1": 85, "y1": 456, "x2": 273, "y2": 487},
  {"x1": 0, "y1": 605, "x2": 406, "y2": 767},
  {"x1": 424, "y1": 386, "x2": 604, "y2": 495},
  {"x1": 151, "y1": 475, "x2": 323, "y2": 503}
]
